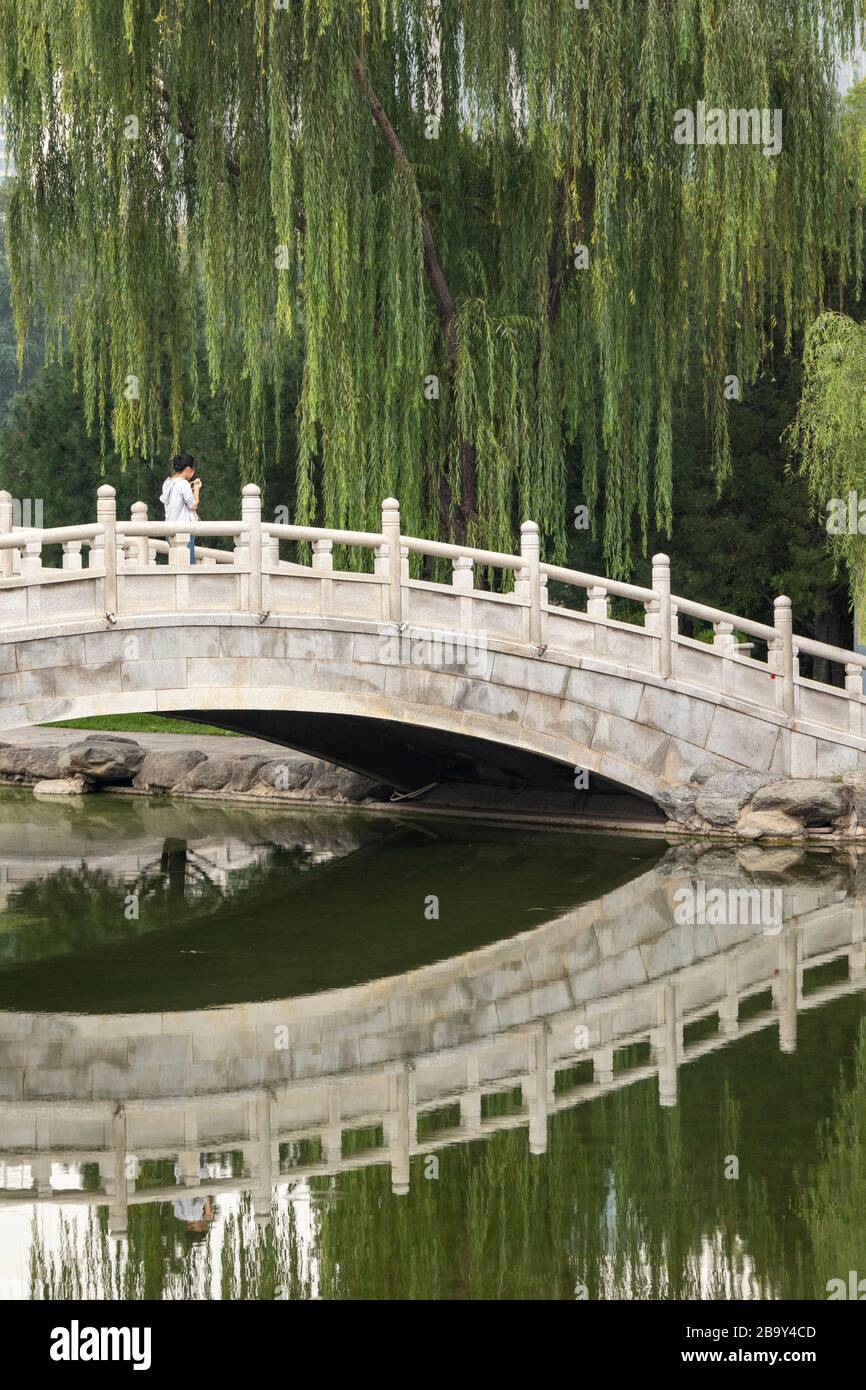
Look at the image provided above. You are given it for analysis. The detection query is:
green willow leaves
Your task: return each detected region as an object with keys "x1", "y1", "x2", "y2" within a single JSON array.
[{"x1": 0, "y1": 0, "x2": 862, "y2": 571}]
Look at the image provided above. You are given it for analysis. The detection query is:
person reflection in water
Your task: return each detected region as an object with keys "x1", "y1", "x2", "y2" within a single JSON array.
[
  {"x1": 173, "y1": 1150, "x2": 215, "y2": 1241},
  {"x1": 160, "y1": 839, "x2": 189, "y2": 901}
]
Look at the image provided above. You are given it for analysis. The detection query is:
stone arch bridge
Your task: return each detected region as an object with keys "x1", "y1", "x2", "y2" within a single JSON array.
[{"x1": 1, "y1": 486, "x2": 865, "y2": 812}]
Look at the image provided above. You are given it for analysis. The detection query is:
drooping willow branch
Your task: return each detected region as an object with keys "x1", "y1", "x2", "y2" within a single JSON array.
[{"x1": 0, "y1": 0, "x2": 862, "y2": 573}]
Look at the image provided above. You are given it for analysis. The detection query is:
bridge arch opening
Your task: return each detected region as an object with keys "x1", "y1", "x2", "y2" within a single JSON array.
[{"x1": 171, "y1": 707, "x2": 664, "y2": 823}]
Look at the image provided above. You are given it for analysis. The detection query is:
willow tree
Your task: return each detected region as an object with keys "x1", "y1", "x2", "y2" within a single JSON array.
[
  {"x1": 791, "y1": 75, "x2": 866, "y2": 611},
  {"x1": 0, "y1": 1, "x2": 862, "y2": 570}
]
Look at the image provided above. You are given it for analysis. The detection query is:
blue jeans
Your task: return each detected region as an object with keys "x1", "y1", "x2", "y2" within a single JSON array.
[{"x1": 188, "y1": 539, "x2": 196, "y2": 565}]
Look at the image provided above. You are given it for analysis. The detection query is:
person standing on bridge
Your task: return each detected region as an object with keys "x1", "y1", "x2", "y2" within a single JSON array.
[{"x1": 160, "y1": 453, "x2": 202, "y2": 565}]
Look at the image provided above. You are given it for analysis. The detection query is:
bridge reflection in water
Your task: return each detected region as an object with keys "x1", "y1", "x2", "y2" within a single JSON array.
[{"x1": 1, "y1": 811, "x2": 865, "y2": 1299}]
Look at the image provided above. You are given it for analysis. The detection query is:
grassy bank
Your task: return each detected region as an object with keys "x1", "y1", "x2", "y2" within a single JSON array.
[{"x1": 43, "y1": 715, "x2": 239, "y2": 736}]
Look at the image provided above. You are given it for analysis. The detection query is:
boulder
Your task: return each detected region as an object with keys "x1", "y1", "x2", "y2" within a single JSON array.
[
  {"x1": 736, "y1": 845, "x2": 806, "y2": 875},
  {"x1": 0, "y1": 745, "x2": 63, "y2": 782},
  {"x1": 133, "y1": 749, "x2": 207, "y2": 791},
  {"x1": 33, "y1": 775, "x2": 91, "y2": 797},
  {"x1": 172, "y1": 754, "x2": 272, "y2": 793},
  {"x1": 226, "y1": 755, "x2": 273, "y2": 792},
  {"x1": 751, "y1": 779, "x2": 852, "y2": 825},
  {"x1": 690, "y1": 763, "x2": 728, "y2": 785},
  {"x1": 694, "y1": 796, "x2": 741, "y2": 827},
  {"x1": 695, "y1": 768, "x2": 774, "y2": 826},
  {"x1": 176, "y1": 757, "x2": 237, "y2": 792},
  {"x1": 59, "y1": 736, "x2": 145, "y2": 784},
  {"x1": 253, "y1": 758, "x2": 316, "y2": 794},
  {"x1": 736, "y1": 809, "x2": 804, "y2": 840},
  {"x1": 843, "y1": 772, "x2": 866, "y2": 825},
  {"x1": 252, "y1": 756, "x2": 384, "y2": 803},
  {"x1": 655, "y1": 785, "x2": 699, "y2": 823}
]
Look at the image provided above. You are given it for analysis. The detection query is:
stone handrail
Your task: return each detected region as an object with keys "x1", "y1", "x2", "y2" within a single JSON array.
[
  {"x1": 116, "y1": 520, "x2": 247, "y2": 537},
  {"x1": 671, "y1": 594, "x2": 779, "y2": 644},
  {"x1": 263, "y1": 521, "x2": 383, "y2": 548},
  {"x1": 541, "y1": 561, "x2": 656, "y2": 603},
  {"x1": 793, "y1": 632, "x2": 866, "y2": 669},
  {"x1": 0, "y1": 525, "x2": 101, "y2": 548},
  {"x1": 2, "y1": 482, "x2": 866, "y2": 730}
]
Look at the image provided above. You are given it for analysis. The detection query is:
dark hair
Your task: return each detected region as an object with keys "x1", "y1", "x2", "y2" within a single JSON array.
[{"x1": 171, "y1": 453, "x2": 196, "y2": 474}]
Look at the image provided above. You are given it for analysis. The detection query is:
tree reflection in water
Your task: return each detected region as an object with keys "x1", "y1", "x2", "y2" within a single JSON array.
[{"x1": 23, "y1": 1018, "x2": 866, "y2": 1301}]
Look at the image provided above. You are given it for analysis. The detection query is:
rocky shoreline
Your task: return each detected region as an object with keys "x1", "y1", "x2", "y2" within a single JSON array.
[
  {"x1": 0, "y1": 734, "x2": 389, "y2": 807},
  {"x1": 4, "y1": 734, "x2": 866, "y2": 841},
  {"x1": 657, "y1": 763, "x2": 866, "y2": 840}
]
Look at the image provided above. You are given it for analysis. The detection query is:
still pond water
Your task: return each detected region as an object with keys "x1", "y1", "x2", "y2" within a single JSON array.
[{"x1": 0, "y1": 791, "x2": 864, "y2": 1300}]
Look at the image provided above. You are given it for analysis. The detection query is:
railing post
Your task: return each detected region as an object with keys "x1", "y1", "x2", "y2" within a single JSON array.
[
  {"x1": 712, "y1": 618, "x2": 735, "y2": 694},
  {"x1": 657, "y1": 983, "x2": 679, "y2": 1109},
  {"x1": 652, "y1": 553, "x2": 672, "y2": 679},
  {"x1": 242, "y1": 483, "x2": 263, "y2": 614},
  {"x1": 520, "y1": 520, "x2": 542, "y2": 646},
  {"x1": 774, "y1": 595, "x2": 795, "y2": 717},
  {"x1": 109, "y1": 1105, "x2": 128, "y2": 1239},
  {"x1": 389, "y1": 1063, "x2": 411, "y2": 1197},
  {"x1": 97, "y1": 484, "x2": 117, "y2": 615},
  {"x1": 130, "y1": 501, "x2": 149, "y2": 565},
  {"x1": 528, "y1": 1024, "x2": 549, "y2": 1156},
  {"x1": 845, "y1": 662, "x2": 863, "y2": 736},
  {"x1": 0, "y1": 489, "x2": 12, "y2": 579},
  {"x1": 381, "y1": 497, "x2": 403, "y2": 626}
]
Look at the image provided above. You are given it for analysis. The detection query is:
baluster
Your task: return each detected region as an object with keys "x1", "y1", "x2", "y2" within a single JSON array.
[
  {"x1": 312, "y1": 537, "x2": 333, "y2": 615},
  {"x1": 88, "y1": 528, "x2": 104, "y2": 570},
  {"x1": 62, "y1": 540, "x2": 83, "y2": 571},
  {"x1": 451, "y1": 554, "x2": 473, "y2": 630},
  {"x1": 451, "y1": 555, "x2": 473, "y2": 591},
  {"x1": 169, "y1": 529, "x2": 191, "y2": 567},
  {"x1": 586, "y1": 585, "x2": 609, "y2": 620},
  {"x1": 713, "y1": 619, "x2": 737, "y2": 695},
  {"x1": 586, "y1": 584, "x2": 608, "y2": 660},
  {"x1": 21, "y1": 540, "x2": 42, "y2": 576}
]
